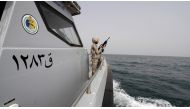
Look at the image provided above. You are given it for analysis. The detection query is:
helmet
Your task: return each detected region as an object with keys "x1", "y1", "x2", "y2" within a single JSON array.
[{"x1": 92, "y1": 37, "x2": 99, "y2": 44}]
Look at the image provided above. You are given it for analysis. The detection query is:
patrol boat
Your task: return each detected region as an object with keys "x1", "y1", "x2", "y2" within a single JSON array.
[{"x1": 0, "y1": 1, "x2": 113, "y2": 107}]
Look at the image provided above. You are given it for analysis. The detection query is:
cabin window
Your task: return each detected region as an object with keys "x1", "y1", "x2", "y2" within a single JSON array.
[
  {"x1": 0, "y1": 2, "x2": 7, "y2": 21},
  {"x1": 35, "y1": 2, "x2": 82, "y2": 47}
]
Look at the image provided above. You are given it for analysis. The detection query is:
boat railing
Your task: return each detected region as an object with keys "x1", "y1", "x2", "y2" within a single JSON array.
[{"x1": 71, "y1": 55, "x2": 105, "y2": 106}]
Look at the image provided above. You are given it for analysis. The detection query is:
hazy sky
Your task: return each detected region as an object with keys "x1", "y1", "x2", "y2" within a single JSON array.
[{"x1": 73, "y1": 1, "x2": 190, "y2": 57}]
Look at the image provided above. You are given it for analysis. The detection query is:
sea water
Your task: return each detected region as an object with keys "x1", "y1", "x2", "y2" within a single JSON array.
[{"x1": 105, "y1": 54, "x2": 190, "y2": 107}]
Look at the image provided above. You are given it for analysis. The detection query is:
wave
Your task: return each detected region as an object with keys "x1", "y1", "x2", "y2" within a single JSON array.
[
  {"x1": 151, "y1": 64, "x2": 168, "y2": 68},
  {"x1": 113, "y1": 80, "x2": 174, "y2": 107},
  {"x1": 128, "y1": 61, "x2": 145, "y2": 65},
  {"x1": 179, "y1": 64, "x2": 190, "y2": 68}
]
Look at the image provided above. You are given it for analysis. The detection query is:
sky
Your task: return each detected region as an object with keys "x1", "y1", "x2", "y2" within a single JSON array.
[{"x1": 73, "y1": 1, "x2": 190, "y2": 57}]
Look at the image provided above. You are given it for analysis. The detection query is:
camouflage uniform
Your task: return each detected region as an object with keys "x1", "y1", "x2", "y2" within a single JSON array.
[
  {"x1": 87, "y1": 37, "x2": 102, "y2": 94},
  {"x1": 91, "y1": 42, "x2": 102, "y2": 75}
]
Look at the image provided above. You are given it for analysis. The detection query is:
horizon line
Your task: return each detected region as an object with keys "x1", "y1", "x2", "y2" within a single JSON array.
[{"x1": 104, "y1": 53, "x2": 190, "y2": 58}]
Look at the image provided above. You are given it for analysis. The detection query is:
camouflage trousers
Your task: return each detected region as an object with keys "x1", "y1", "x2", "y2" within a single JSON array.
[
  {"x1": 86, "y1": 58, "x2": 98, "y2": 94},
  {"x1": 91, "y1": 59, "x2": 98, "y2": 75}
]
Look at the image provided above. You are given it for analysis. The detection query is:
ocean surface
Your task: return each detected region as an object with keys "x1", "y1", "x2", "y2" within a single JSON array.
[{"x1": 105, "y1": 54, "x2": 190, "y2": 107}]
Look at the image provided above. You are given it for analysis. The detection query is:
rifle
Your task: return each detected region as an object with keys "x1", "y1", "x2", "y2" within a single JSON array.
[{"x1": 98, "y1": 37, "x2": 110, "y2": 52}]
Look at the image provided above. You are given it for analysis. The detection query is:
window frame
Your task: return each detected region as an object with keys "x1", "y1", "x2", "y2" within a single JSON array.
[
  {"x1": 35, "y1": 2, "x2": 83, "y2": 47},
  {"x1": 0, "y1": 1, "x2": 7, "y2": 21}
]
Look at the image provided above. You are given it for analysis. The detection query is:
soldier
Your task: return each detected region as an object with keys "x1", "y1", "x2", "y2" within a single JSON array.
[
  {"x1": 91, "y1": 37, "x2": 102, "y2": 75},
  {"x1": 87, "y1": 36, "x2": 109, "y2": 94},
  {"x1": 86, "y1": 37, "x2": 102, "y2": 94}
]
